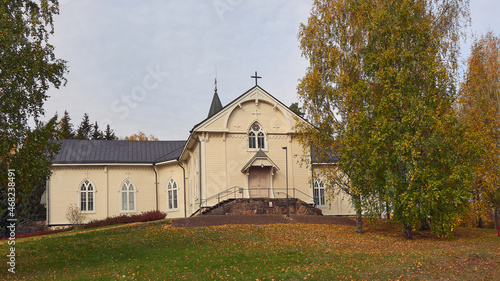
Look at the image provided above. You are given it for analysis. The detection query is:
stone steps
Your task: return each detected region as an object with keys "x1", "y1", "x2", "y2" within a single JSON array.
[{"x1": 201, "y1": 198, "x2": 323, "y2": 216}]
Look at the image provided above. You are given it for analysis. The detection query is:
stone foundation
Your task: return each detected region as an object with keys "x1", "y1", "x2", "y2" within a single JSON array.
[{"x1": 202, "y1": 198, "x2": 323, "y2": 216}]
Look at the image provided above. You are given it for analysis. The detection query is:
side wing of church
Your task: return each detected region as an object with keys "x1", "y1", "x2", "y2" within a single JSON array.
[{"x1": 45, "y1": 85, "x2": 354, "y2": 225}]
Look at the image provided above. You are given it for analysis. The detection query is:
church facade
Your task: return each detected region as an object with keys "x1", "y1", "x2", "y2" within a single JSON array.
[{"x1": 45, "y1": 85, "x2": 355, "y2": 226}]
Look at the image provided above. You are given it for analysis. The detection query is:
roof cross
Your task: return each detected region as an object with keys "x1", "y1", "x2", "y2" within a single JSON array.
[{"x1": 251, "y1": 71, "x2": 261, "y2": 86}]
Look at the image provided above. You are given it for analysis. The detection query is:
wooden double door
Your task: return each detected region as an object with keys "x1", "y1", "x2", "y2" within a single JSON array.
[{"x1": 249, "y1": 166, "x2": 271, "y2": 198}]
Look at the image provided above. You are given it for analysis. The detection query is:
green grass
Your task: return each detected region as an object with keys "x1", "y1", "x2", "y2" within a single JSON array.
[{"x1": 1, "y1": 220, "x2": 499, "y2": 280}]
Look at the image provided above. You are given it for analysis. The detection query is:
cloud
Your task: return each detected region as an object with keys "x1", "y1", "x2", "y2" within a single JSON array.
[{"x1": 45, "y1": 0, "x2": 499, "y2": 140}]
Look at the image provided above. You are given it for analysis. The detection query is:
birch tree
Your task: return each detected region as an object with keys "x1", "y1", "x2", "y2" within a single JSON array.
[
  {"x1": 459, "y1": 31, "x2": 500, "y2": 230},
  {"x1": 296, "y1": 0, "x2": 474, "y2": 238}
]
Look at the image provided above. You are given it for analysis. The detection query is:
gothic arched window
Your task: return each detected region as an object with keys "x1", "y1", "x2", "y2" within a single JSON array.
[
  {"x1": 167, "y1": 178, "x2": 178, "y2": 210},
  {"x1": 313, "y1": 180, "x2": 325, "y2": 206},
  {"x1": 248, "y1": 123, "x2": 265, "y2": 150},
  {"x1": 121, "y1": 179, "x2": 136, "y2": 212},
  {"x1": 80, "y1": 179, "x2": 95, "y2": 212}
]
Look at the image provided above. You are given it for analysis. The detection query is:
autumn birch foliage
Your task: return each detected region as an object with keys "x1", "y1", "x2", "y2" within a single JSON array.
[
  {"x1": 297, "y1": 0, "x2": 473, "y2": 238},
  {"x1": 0, "y1": 0, "x2": 67, "y2": 236},
  {"x1": 459, "y1": 32, "x2": 500, "y2": 229}
]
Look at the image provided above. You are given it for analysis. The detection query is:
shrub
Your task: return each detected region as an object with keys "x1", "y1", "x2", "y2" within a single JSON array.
[
  {"x1": 82, "y1": 210, "x2": 166, "y2": 229},
  {"x1": 65, "y1": 204, "x2": 87, "y2": 228}
]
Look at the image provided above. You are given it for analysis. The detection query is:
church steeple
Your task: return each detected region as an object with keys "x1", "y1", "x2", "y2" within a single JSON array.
[{"x1": 207, "y1": 78, "x2": 223, "y2": 118}]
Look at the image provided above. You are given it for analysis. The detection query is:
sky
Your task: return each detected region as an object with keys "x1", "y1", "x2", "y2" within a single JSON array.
[{"x1": 43, "y1": 0, "x2": 500, "y2": 140}]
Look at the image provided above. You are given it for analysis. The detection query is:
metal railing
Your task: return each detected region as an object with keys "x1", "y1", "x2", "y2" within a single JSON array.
[{"x1": 200, "y1": 186, "x2": 244, "y2": 207}]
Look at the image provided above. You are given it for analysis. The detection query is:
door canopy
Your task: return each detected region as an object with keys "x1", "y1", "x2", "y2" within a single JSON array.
[{"x1": 241, "y1": 149, "x2": 280, "y2": 173}]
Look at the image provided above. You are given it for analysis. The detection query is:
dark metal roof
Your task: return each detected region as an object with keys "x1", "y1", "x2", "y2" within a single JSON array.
[
  {"x1": 241, "y1": 149, "x2": 280, "y2": 172},
  {"x1": 311, "y1": 147, "x2": 339, "y2": 164},
  {"x1": 207, "y1": 91, "x2": 223, "y2": 118},
  {"x1": 53, "y1": 139, "x2": 186, "y2": 164}
]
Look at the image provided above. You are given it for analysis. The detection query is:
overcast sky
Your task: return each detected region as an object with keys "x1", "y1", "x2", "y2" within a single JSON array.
[{"x1": 44, "y1": 0, "x2": 500, "y2": 140}]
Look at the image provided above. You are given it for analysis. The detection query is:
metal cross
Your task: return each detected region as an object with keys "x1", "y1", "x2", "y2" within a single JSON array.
[{"x1": 251, "y1": 71, "x2": 261, "y2": 86}]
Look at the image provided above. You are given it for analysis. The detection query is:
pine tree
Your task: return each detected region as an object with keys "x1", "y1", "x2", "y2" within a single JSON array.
[
  {"x1": 91, "y1": 122, "x2": 103, "y2": 140},
  {"x1": 76, "y1": 113, "x2": 92, "y2": 140},
  {"x1": 58, "y1": 110, "x2": 75, "y2": 139},
  {"x1": 104, "y1": 124, "x2": 118, "y2": 140}
]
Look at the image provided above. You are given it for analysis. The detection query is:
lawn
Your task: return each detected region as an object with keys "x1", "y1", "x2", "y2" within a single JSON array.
[{"x1": 1, "y1": 219, "x2": 499, "y2": 280}]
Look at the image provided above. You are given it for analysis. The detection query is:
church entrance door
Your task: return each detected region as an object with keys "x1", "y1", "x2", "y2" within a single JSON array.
[{"x1": 249, "y1": 166, "x2": 270, "y2": 198}]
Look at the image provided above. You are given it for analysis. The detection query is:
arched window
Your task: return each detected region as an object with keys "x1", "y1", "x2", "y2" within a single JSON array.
[
  {"x1": 167, "y1": 178, "x2": 178, "y2": 210},
  {"x1": 313, "y1": 180, "x2": 325, "y2": 206},
  {"x1": 121, "y1": 179, "x2": 135, "y2": 212},
  {"x1": 80, "y1": 179, "x2": 95, "y2": 212},
  {"x1": 248, "y1": 123, "x2": 265, "y2": 150},
  {"x1": 257, "y1": 132, "x2": 265, "y2": 148}
]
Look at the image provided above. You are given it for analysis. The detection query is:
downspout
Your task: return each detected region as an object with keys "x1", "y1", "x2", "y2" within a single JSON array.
[
  {"x1": 177, "y1": 159, "x2": 186, "y2": 217},
  {"x1": 46, "y1": 179, "x2": 50, "y2": 226},
  {"x1": 153, "y1": 163, "x2": 158, "y2": 211},
  {"x1": 310, "y1": 144, "x2": 315, "y2": 207},
  {"x1": 192, "y1": 136, "x2": 202, "y2": 209}
]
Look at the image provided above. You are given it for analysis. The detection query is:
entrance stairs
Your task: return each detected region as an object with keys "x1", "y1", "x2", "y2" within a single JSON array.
[{"x1": 195, "y1": 198, "x2": 322, "y2": 216}]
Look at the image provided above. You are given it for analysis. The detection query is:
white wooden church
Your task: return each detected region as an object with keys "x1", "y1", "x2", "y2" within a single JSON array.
[{"x1": 44, "y1": 79, "x2": 355, "y2": 226}]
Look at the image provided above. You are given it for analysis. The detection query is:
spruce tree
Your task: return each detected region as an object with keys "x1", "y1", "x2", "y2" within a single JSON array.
[
  {"x1": 76, "y1": 113, "x2": 92, "y2": 140},
  {"x1": 104, "y1": 124, "x2": 117, "y2": 140},
  {"x1": 91, "y1": 122, "x2": 103, "y2": 140},
  {"x1": 58, "y1": 110, "x2": 75, "y2": 139}
]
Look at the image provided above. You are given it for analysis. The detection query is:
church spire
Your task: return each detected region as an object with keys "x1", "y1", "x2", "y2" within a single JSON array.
[{"x1": 207, "y1": 78, "x2": 223, "y2": 118}]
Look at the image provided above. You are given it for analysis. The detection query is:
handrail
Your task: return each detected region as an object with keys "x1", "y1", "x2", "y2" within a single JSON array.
[
  {"x1": 274, "y1": 188, "x2": 316, "y2": 205},
  {"x1": 200, "y1": 186, "x2": 243, "y2": 207}
]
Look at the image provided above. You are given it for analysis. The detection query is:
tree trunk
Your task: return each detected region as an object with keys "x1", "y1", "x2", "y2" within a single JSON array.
[
  {"x1": 403, "y1": 223, "x2": 413, "y2": 240},
  {"x1": 421, "y1": 217, "x2": 430, "y2": 231},
  {"x1": 494, "y1": 199, "x2": 498, "y2": 232},
  {"x1": 386, "y1": 201, "x2": 390, "y2": 220},
  {"x1": 356, "y1": 206, "x2": 363, "y2": 233},
  {"x1": 354, "y1": 195, "x2": 363, "y2": 233}
]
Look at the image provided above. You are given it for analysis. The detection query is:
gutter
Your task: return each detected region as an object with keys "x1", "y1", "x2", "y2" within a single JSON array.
[
  {"x1": 46, "y1": 179, "x2": 50, "y2": 226},
  {"x1": 192, "y1": 136, "x2": 202, "y2": 209},
  {"x1": 153, "y1": 163, "x2": 158, "y2": 211}
]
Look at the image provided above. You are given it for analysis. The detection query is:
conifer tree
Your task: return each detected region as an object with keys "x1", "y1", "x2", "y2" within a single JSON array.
[
  {"x1": 76, "y1": 113, "x2": 92, "y2": 140},
  {"x1": 91, "y1": 122, "x2": 103, "y2": 140},
  {"x1": 104, "y1": 124, "x2": 118, "y2": 140},
  {"x1": 58, "y1": 111, "x2": 75, "y2": 139}
]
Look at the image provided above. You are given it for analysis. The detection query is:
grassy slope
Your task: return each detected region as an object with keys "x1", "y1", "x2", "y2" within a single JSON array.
[{"x1": 1, "y1": 220, "x2": 499, "y2": 280}]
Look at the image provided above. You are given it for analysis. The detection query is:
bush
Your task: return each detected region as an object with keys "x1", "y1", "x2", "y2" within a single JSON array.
[
  {"x1": 82, "y1": 210, "x2": 167, "y2": 229},
  {"x1": 65, "y1": 204, "x2": 87, "y2": 228},
  {"x1": 1, "y1": 210, "x2": 167, "y2": 240}
]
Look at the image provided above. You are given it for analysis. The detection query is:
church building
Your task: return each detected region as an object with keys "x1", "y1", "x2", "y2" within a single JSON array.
[{"x1": 44, "y1": 79, "x2": 355, "y2": 226}]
